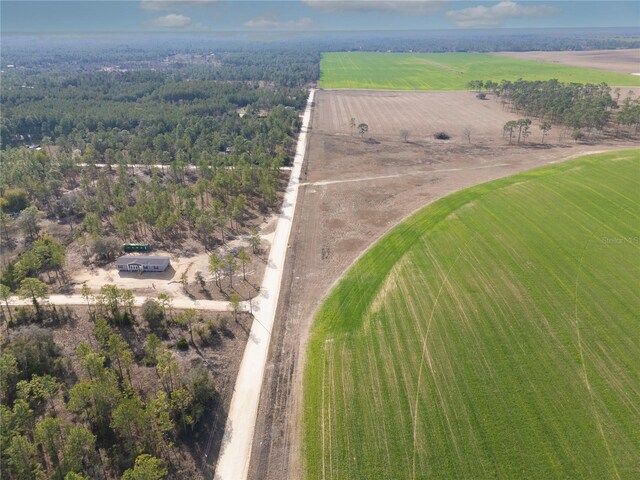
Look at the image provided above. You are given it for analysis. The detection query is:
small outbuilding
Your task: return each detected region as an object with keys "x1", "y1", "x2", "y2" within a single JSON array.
[{"x1": 115, "y1": 255, "x2": 171, "y2": 273}]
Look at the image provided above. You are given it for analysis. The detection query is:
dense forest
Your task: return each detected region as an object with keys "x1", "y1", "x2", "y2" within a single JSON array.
[{"x1": 1, "y1": 72, "x2": 306, "y2": 155}]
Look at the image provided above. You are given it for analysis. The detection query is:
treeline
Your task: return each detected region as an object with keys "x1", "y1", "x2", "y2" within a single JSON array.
[
  {"x1": 1, "y1": 39, "x2": 321, "y2": 86},
  {"x1": 3, "y1": 29, "x2": 638, "y2": 73},
  {"x1": 472, "y1": 79, "x2": 640, "y2": 135},
  {"x1": 1, "y1": 286, "x2": 222, "y2": 479}
]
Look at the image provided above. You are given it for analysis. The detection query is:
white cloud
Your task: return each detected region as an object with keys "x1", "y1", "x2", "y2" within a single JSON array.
[
  {"x1": 146, "y1": 13, "x2": 192, "y2": 27},
  {"x1": 140, "y1": 0, "x2": 214, "y2": 12},
  {"x1": 244, "y1": 15, "x2": 314, "y2": 29},
  {"x1": 446, "y1": 1, "x2": 558, "y2": 27},
  {"x1": 302, "y1": 0, "x2": 444, "y2": 15}
]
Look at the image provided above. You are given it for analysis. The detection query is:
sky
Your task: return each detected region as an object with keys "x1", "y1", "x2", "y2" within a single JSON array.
[{"x1": 1, "y1": 1, "x2": 639, "y2": 34}]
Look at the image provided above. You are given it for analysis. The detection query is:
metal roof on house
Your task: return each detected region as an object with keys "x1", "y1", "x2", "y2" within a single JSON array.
[{"x1": 115, "y1": 255, "x2": 170, "y2": 267}]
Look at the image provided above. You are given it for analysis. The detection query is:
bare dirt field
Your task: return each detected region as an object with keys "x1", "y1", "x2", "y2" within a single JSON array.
[
  {"x1": 248, "y1": 89, "x2": 640, "y2": 479},
  {"x1": 492, "y1": 48, "x2": 640, "y2": 75}
]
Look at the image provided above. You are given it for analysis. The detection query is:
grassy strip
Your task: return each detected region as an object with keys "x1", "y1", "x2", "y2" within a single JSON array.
[
  {"x1": 320, "y1": 52, "x2": 640, "y2": 90},
  {"x1": 304, "y1": 150, "x2": 640, "y2": 479}
]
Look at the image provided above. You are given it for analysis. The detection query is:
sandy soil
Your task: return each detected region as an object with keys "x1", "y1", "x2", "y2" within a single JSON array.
[
  {"x1": 248, "y1": 89, "x2": 640, "y2": 479},
  {"x1": 69, "y1": 215, "x2": 278, "y2": 303},
  {"x1": 492, "y1": 49, "x2": 640, "y2": 75}
]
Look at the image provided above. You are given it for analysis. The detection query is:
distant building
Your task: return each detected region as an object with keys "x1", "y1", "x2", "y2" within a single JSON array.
[{"x1": 115, "y1": 255, "x2": 170, "y2": 273}]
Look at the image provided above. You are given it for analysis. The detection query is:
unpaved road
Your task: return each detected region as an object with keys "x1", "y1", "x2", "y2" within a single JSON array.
[
  {"x1": 248, "y1": 89, "x2": 640, "y2": 480},
  {"x1": 213, "y1": 89, "x2": 316, "y2": 480},
  {"x1": 7, "y1": 293, "x2": 233, "y2": 311}
]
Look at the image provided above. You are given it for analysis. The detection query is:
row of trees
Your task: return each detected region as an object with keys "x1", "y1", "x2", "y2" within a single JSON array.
[{"x1": 472, "y1": 78, "x2": 639, "y2": 135}]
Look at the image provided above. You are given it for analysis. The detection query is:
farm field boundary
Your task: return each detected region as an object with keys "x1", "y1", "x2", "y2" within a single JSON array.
[{"x1": 304, "y1": 149, "x2": 640, "y2": 479}]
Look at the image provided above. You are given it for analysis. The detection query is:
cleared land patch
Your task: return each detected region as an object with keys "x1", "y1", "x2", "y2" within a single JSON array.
[
  {"x1": 312, "y1": 89, "x2": 521, "y2": 143},
  {"x1": 304, "y1": 150, "x2": 640, "y2": 479},
  {"x1": 320, "y1": 52, "x2": 640, "y2": 90}
]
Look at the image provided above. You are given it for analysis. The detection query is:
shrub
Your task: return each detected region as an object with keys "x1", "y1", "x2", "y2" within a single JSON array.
[
  {"x1": 141, "y1": 299, "x2": 165, "y2": 329},
  {"x1": 92, "y1": 237, "x2": 121, "y2": 262},
  {"x1": 434, "y1": 131, "x2": 450, "y2": 140},
  {"x1": 218, "y1": 317, "x2": 228, "y2": 331},
  {"x1": 6, "y1": 327, "x2": 62, "y2": 382},
  {"x1": 572, "y1": 130, "x2": 585, "y2": 142},
  {"x1": 186, "y1": 367, "x2": 218, "y2": 426},
  {"x1": 1, "y1": 188, "x2": 29, "y2": 213},
  {"x1": 177, "y1": 338, "x2": 189, "y2": 350}
]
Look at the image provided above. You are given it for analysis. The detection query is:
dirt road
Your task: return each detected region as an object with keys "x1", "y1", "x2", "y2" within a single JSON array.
[
  {"x1": 248, "y1": 89, "x2": 639, "y2": 480},
  {"x1": 7, "y1": 293, "x2": 233, "y2": 311},
  {"x1": 213, "y1": 89, "x2": 316, "y2": 480}
]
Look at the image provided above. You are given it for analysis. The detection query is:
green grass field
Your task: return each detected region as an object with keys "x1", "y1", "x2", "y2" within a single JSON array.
[
  {"x1": 320, "y1": 52, "x2": 640, "y2": 90},
  {"x1": 304, "y1": 150, "x2": 640, "y2": 479}
]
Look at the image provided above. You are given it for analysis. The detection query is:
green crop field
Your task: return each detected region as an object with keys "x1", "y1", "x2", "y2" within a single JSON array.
[
  {"x1": 320, "y1": 52, "x2": 640, "y2": 90},
  {"x1": 304, "y1": 150, "x2": 640, "y2": 479}
]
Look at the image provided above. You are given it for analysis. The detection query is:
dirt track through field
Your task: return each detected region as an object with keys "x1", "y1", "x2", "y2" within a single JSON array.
[{"x1": 248, "y1": 89, "x2": 639, "y2": 480}]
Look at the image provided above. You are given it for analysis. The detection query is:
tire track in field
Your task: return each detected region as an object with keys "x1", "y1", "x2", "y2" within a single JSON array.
[
  {"x1": 573, "y1": 238, "x2": 621, "y2": 479},
  {"x1": 366, "y1": 332, "x2": 392, "y2": 469},
  {"x1": 321, "y1": 342, "x2": 327, "y2": 480},
  {"x1": 411, "y1": 236, "x2": 476, "y2": 480},
  {"x1": 339, "y1": 343, "x2": 356, "y2": 475},
  {"x1": 328, "y1": 344, "x2": 336, "y2": 478}
]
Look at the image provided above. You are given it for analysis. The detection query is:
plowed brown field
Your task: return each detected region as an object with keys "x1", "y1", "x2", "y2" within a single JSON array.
[{"x1": 492, "y1": 49, "x2": 640, "y2": 75}]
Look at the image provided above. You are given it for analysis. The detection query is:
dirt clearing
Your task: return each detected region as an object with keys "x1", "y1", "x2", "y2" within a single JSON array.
[
  {"x1": 248, "y1": 89, "x2": 639, "y2": 480},
  {"x1": 492, "y1": 49, "x2": 640, "y2": 75},
  {"x1": 69, "y1": 214, "x2": 278, "y2": 303}
]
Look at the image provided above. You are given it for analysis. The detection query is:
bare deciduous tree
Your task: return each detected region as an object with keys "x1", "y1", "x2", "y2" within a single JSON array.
[{"x1": 462, "y1": 127, "x2": 471, "y2": 144}]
